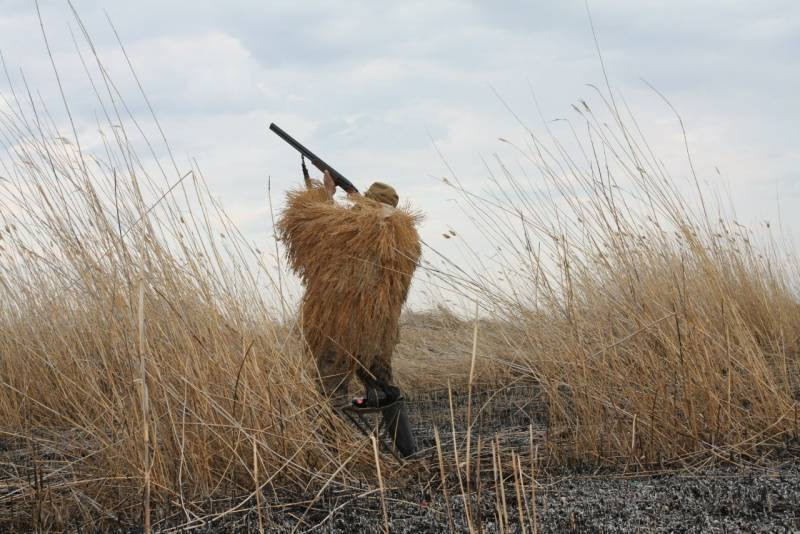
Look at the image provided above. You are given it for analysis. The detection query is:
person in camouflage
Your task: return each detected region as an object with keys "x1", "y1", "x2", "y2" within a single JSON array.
[{"x1": 277, "y1": 170, "x2": 421, "y2": 457}]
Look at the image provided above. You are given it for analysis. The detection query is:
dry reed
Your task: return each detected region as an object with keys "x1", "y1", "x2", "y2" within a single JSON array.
[
  {"x1": 435, "y1": 91, "x2": 800, "y2": 467},
  {"x1": 0, "y1": 8, "x2": 797, "y2": 531},
  {"x1": 0, "y1": 20, "x2": 373, "y2": 529}
]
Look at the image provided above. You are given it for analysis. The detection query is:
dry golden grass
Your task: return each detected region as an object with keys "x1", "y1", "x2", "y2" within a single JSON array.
[
  {"x1": 435, "y1": 95, "x2": 800, "y2": 467},
  {"x1": 0, "y1": 17, "x2": 798, "y2": 531},
  {"x1": 0, "y1": 151, "x2": 370, "y2": 527},
  {"x1": 394, "y1": 310, "x2": 517, "y2": 392},
  {"x1": 0, "y1": 41, "x2": 386, "y2": 527}
]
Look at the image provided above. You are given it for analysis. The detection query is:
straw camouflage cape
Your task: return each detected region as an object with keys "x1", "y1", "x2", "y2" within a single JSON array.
[{"x1": 277, "y1": 183, "x2": 422, "y2": 372}]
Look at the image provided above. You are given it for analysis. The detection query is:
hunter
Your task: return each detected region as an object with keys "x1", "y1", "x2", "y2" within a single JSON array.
[{"x1": 277, "y1": 169, "x2": 421, "y2": 457}]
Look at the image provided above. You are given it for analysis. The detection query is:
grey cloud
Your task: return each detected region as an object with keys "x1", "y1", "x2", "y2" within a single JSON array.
[{"x1": 1, "y1": 0, "x2": 799, "y2": 273}]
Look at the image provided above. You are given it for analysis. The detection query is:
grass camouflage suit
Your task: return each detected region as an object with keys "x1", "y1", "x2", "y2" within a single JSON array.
[{"x1": 277, "y1": 171, "x2": 421, "y2": 456}]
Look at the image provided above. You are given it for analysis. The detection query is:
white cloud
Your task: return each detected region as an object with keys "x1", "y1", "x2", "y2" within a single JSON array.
[{"x1": 1, "y1": 0, "x2": 798, "y2": 305}]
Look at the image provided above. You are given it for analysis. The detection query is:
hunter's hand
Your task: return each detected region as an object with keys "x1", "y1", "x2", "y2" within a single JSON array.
[{"x1": 323, "y1": 170, "x2": 336, "y2": 197}]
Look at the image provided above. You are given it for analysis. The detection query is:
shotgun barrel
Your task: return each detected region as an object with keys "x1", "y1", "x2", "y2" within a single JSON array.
[{"x1": 269, "y1": 123, "x2": 359, "y2": 194}]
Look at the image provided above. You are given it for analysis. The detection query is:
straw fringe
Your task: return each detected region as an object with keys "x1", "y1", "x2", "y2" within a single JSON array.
[{"x1": 277, "y1": 184, "x2": 422, "y2": 371}]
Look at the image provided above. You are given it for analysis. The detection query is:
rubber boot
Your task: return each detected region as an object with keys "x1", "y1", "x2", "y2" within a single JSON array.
[{"x1": 381, "y1": 399, "x2": 417, "y2": 458}]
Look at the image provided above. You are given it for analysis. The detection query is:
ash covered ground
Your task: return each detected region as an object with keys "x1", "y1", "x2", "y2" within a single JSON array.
[
  {"x1": 213, "y1": 386, "x2": 800, "y2": 533},
  {"x1": 266, "y1": 462, "x2": 799, "y2": 533},
  {"x1": 3, "y1": 385, "x2": 797, "y2": 532}
]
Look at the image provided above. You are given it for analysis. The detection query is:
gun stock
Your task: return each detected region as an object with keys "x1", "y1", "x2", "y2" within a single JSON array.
[{"x1": 269, "y1": 123, "x2": 359, "y2": 194}]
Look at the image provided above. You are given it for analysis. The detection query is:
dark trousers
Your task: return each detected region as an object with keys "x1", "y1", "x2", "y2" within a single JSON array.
[{"x1": 316, "y1": 352, "x2": 416, "y2": 457}]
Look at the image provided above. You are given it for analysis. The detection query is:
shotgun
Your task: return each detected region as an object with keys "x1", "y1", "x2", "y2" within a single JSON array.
[{"x1": 269, "y1": 123, "x2": 359, "y2": 194}]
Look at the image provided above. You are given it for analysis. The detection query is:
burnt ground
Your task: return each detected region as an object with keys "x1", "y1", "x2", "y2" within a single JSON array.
[
  {"x1": 199, "y1": 386, "x2": 800, "y2": 533},
  {"x1": 3, "y1": 385, "x2": 799, "y2": 532},
  {"x1": 263, "y1": 462, "x2": 800, "y2": 533}
]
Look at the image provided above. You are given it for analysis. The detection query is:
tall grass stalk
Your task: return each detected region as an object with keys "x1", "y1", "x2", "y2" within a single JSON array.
[
  {"x1": 1, "y1": 7, "x2": 798, "y2": 531},
  {"x1": 437, "y1": 90, "x2": 800, "y2": 465},
  {"x1": 0, "y1": 15, "x2": 370, "y2": 529}
]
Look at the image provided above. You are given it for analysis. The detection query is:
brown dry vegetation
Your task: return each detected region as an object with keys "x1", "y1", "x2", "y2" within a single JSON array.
[
  {"x1": 436, "y1": 101, "x2": 800, "y2": 465},
  {"x1": 1, "y1": 24, "x2": 799, "y2": 532}
]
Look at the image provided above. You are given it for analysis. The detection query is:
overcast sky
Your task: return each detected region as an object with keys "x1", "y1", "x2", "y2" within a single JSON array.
[{"x1": 1, "y1": 1, "x2": 798, "y2": 305}]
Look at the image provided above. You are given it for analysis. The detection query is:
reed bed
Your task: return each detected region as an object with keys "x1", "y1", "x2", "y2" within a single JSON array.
[
  {"x1": 0, "y1": 14, "x2": 798, "y2": 531},
  {"x1": 437, "y1": 92, "x2": 800, "y2": 468},
  {"x1": 0, "y1": 30, "x2": 380, "y2": 528}
]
